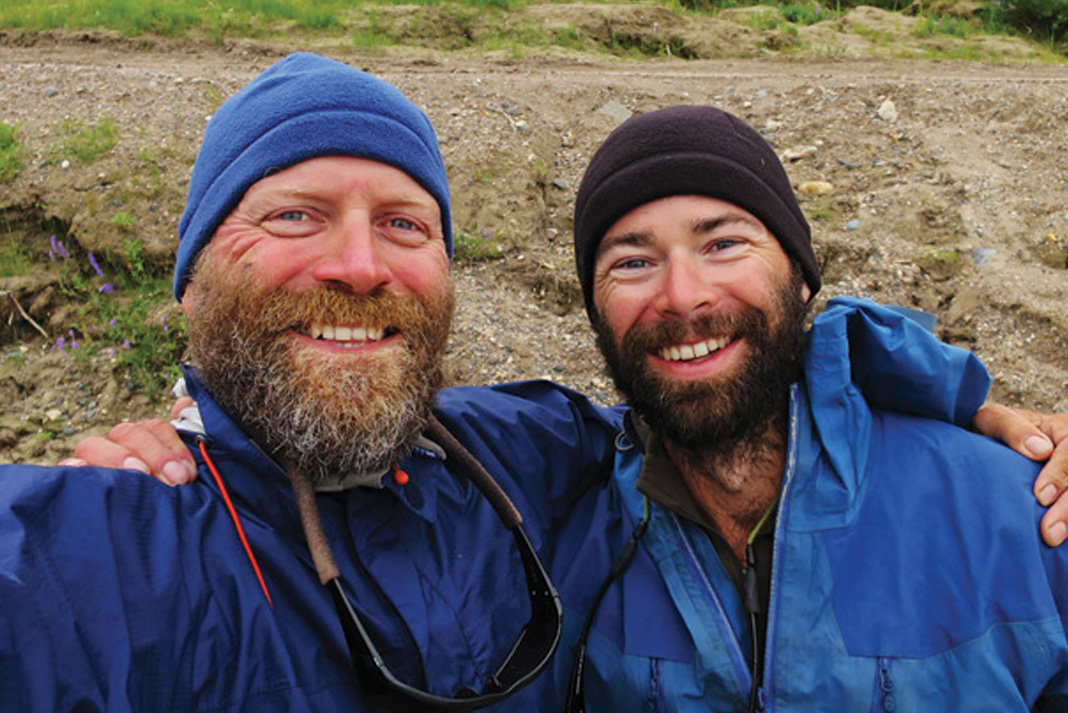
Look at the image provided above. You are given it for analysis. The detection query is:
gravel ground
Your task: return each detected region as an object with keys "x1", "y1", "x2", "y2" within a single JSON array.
[{"x1": 1, "y1": 26, "x2": 1067, "y2": 463}]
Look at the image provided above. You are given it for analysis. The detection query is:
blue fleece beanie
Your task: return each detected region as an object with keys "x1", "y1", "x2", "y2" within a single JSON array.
[{"x1": 174, "y1": 52, "x2": 452, "y2": 300}]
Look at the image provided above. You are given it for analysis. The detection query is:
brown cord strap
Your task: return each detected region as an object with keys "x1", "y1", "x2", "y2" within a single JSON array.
[
  {"x1": 287, "y1": 467, "x2": 341, "y2": 585},
  {"x1": 425, "y1": 413, "x2": 523, "y2": 528},
  {"x1": 288, "y1": 415, "x2": 523, "y2": 585}
]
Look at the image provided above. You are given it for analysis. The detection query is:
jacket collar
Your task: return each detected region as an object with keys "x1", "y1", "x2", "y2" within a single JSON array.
[{"x1": 178, "y1": 367, "x2": 447, "y2": 526}]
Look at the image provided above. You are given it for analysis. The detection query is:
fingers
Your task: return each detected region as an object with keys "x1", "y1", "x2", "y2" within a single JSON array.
[
  {"x1": 171, "y1": 396, "x2": 195, "y2": 421},
  {"x1": 972, "y1": 403, "x2": 1053, "y2": 460},
  {"x1": 1034, "y1": 414, "x2": 1068, "y2": 546},
  {"x1": 973, "y1": 403, "x2": 1068, "y2": 547},
  {"x1": 66, "y1": 437, "x2": 152, "y2": 473},
  {"x1": 72, "y1": 420, "x2": 198, "y2": 486}
]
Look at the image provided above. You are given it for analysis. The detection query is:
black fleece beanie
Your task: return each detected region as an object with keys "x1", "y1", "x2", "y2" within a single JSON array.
[{"x1": 573, "y1": 105, "x2": 820, "y2": 319}]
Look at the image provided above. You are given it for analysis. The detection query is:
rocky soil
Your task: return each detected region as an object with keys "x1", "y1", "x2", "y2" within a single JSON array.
[{"x1": 1, "y1": 9, "x2": 1067, "y2": 463}]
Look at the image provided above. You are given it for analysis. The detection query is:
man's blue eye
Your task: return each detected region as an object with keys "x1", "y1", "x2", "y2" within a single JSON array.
[
  {"x1": 278, "y1": 210, "x2": 306, "y2": 221},
  {"x1": 710, "y1": 238, "x2": 742, "y2": 251},
  {"x1": 620, "y1": 258, "x2": 648, "y2": 269},
  {"x1": 389, "y1": 218, "x2": 417, "y2": 231}
]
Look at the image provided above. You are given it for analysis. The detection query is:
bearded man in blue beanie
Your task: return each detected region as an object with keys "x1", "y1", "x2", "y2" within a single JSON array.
[{"x1": 0, "y1": 52, "x2": 629, "y2": 712}]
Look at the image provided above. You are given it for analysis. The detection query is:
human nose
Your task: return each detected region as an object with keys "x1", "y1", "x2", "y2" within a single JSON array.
[
  {"x1": 655, "y1": 255, "x2": 716, "y2": 318},
  {"x1": 311, "y1": 219, "x2": 392, "y2": 293}
]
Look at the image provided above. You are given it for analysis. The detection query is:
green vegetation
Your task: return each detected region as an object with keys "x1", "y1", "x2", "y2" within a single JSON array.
[
  {"x1": 56, "y1": 118, "x2": 118, "y2": 164},
  {"x1": 0, "y1": 233, "x2": 32, "y2": 277},
  {"x1": 454, "y1": 227, "x2": 505, "y2": 263},
  {"x1": 110, "y1": 211, "x2": 136, "y2": 230},
  {"x1": 0, "y1": 0, "x2": 1062, "y2": 55},
  {"x1": 2, "y1": 225, "x2": 185, "y2": 393},
  {"x1": 0, "y1": 122, "x2": 22, "y2": 183}
]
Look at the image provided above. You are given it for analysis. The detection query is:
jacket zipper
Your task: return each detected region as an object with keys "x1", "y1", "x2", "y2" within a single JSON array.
[
  {"x1": 758, "y1": 385, "x2": 802, "y2": 712},
  {"x1": 872, "y1": 657, "x2": 896, "y2": 712},
  {"x1": 669, "y1": 514, "x2": 752, "y2": 697},
  {"x1": 666, "y1": 386, "x2": 801, "y2": 712}
]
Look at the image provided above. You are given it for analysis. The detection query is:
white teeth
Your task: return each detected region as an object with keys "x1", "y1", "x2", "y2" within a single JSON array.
[
  {"x1": 308, "y1": 323, "x2": 385, "y2": 344},
  {"x1": 660, "y1": 336, "x2": 729, "y2": 362}
]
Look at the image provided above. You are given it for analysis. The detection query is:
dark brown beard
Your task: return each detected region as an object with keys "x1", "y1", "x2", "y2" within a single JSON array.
[
  {"x1": 594, "y1": 266, "x2": 808, "y2": 459},
  {"x1": 184, "y1": 253, "x2": 454, "y2": 483}
]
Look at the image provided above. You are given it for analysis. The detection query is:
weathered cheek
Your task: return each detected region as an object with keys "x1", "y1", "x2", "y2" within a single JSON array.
[{"x1": 397, "y1": 246, "x2": 450, "y2": 295}]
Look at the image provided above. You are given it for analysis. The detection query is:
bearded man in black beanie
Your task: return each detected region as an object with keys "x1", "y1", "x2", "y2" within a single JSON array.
[{"x1": 557, "y1": 104, "x2": 1068, "y2": 712}]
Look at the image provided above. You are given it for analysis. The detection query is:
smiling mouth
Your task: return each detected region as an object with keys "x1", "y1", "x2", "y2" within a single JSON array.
[
  {"x1": 299, "y1": 323, "x2": 399, "y2": 349},
  {"x1": 657, "y1": 334, "x2": 733, "y2": 363}
]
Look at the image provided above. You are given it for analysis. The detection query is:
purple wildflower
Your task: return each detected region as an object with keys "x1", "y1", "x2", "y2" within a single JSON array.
[
  {"x1": 122, "y1": 339, "x2": 131, "y2": 349},
  {"x1": 109, "y1": 318, "x2": 117, "y2": 326},
  {"x1": 49, "y1": 235, "x2": 69, "y2": 261},
  {"x1": 55, "y1": 336, "x2": 66, "y2": 351},
  {"x1": 98, "y1": 282, "x2": 114, "y2": 293},
  {"x1": 87, "y1": 253, "x2": 105, "y2": 277}
]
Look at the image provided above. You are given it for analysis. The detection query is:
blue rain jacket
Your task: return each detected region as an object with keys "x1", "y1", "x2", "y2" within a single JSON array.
[
  {"x1": 547, "y1": 297, "x2": 1068, "y2": 712},
  {"x1": 0, "y1": 374, "x2": 619, "y2": 712}
]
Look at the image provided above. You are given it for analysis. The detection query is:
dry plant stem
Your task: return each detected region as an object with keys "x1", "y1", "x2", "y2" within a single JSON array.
[{"x1": 2, "y1": 291, "x2": 49, "y2": 339}]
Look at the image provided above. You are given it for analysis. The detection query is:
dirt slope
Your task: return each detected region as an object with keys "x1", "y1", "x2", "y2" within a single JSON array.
[{"x1": 1, "y1": 23, "x2": 1067, "y2": 463}]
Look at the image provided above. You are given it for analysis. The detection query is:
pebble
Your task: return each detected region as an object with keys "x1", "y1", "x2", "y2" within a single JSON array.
[
  {"x1": 43, "y1": 86, "x2": 59, "y2": 97},
  {"x1": 596, "y1": 100, "x2": 632, "y2": 124},
  {"x1": 798, "y1": 181, "x2": 834, "y2": 195},
  {"x1": 971, "y1": 247, "x2": 998, "y2": 265},
  {"x1": 782, "y1": 146, "x2": 818, "y2": 161},
  {"x1": 877, "y1": 99, "x2": 899, "y2": 123},
  {"x1": 846, "y1": 219, "x2": 862, "y2": 231}
]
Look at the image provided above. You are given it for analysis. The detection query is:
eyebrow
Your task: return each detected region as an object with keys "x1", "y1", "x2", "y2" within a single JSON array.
[
  {"x1": 598, "y1": 231, "x2": 653, "y2": 255},
  {"x1": 254, "y1": 185, "x2": 438, "y2": 213},
  {"x1": 692, "y1": 213, "x2": 763, "y2": 234},
  {"x1": 599, "y1": 212, "x2": 763, "y2": 255}
]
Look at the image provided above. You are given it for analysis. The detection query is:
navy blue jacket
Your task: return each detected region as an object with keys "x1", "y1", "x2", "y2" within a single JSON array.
[{"x1": 0, "y1": 375, "x2": 618, "y2": 711}]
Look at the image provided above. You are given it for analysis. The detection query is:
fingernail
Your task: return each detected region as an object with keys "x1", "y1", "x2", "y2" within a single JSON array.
[
  {"x1": 1025, "y1": 434, "x2": 1053, "y2": 458},
  {"x1": 163, "y1": 461, "x2": 189, "y2": 485},
  {"x1": 58, "y1": 458, "x2": 88, "y2": 467},
  {"x1": 122, "y1": 456, "x2": 151, "y2": 474},
  {"x1": 1049, "y1": 521, "x2": 1067, "y2": 547},
  {"x1": 1039, "y1": 483, "x2": 1058, "y2": 507}
]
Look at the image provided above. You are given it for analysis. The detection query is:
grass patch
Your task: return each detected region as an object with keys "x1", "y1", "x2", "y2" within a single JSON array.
[
  {"x1": 0, "y1": 122, "x2": 23, "y2": 183},
  {"x1": 56, "y1": 118, "x2": 118, "y2": 164},
  {"x1": 0, "y1": 233, "x2": 34, "y2": 277},
  {"x1": 453, "y1": 227, "x2": 505, "y2": 263},
  {"x1": 914, "y1": 14, "x2": 972, "y2": 39},
  {"x1": 0, "y1": 0, "x2": 1063, "y2": 58},
  {"x1": 110, "y1": 211, "x2": 136, "y2": 230}
]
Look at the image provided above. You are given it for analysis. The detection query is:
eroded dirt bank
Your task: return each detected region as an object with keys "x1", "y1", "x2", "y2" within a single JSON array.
[{"x1": 1, "y1": 34, "x2": 1066, "y2": 462}]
